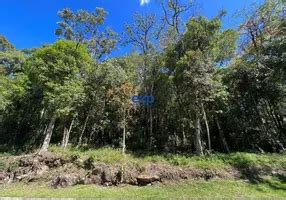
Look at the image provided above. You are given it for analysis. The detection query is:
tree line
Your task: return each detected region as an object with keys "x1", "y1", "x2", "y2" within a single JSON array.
[{"x1": 0, "y1": 0, "x2": 285, "y2": 155}]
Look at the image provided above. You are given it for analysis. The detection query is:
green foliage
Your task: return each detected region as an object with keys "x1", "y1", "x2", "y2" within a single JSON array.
[
  {"x1": 0, "y1": 50, "x2": 25, "y2": 75},
  {"x1": 25, "y1": 40, "x2": 92, "y2": 117}
]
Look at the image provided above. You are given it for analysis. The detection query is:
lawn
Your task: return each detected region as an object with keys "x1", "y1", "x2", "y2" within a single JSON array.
[{"x1": 1, "y1": 178, "x2": 286, "y2": 199}]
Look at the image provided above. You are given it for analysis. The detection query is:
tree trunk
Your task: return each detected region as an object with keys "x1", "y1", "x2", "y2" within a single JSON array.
[
  {"x1": 65, "y1": 117, "x2": 74, "y2": 147},
  {"x1": 149, "y1": 106, "x2": 153, "y2": 148},
  {"x1": 88, "y1": 123, "x2": 96, "y2": 145},
  {"x1": 215, "y1": 115, "x2": 230, "y2": 153},
  {"x1": 149, "y1": 84, "x2": 154, "y2": 149},
  {"x1": 194, "y1": 114, "x2": 204, "y2": 156},
  {"x1": 182, "y1": 125, "x2": 187, "y2": 146},
  {"x1": 122, "y1": 107, "x2": 126, "y2": 154},
  {"x1": 61, "y1": 117, "x2": 75, "y2": 149},
  {"x1": 39, "y1": 115, "x2": 56, "y2": 153},
  {"x1": 201, "y1": 103, "x2": 211, "y2": 151},
  {"x1": 61, "y1": 127, "x2": 68, "y2": 148},
  {"x1": 77, "y1": 114, "x2": 89, "y2": 148}
]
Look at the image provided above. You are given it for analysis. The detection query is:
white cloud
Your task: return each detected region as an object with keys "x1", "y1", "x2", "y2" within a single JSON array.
[{"x1": 140, "y1": 0, "x2": 150, "y2": 6}]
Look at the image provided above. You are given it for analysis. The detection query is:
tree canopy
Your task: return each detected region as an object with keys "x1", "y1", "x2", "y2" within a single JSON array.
[{"x1": 0, "y1": 0, "x2": 285, "y2": 155}]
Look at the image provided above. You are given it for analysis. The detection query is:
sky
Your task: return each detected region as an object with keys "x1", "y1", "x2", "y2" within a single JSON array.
[{"x1": 0, "y1": 0, "x2": 263, "y2": 57}]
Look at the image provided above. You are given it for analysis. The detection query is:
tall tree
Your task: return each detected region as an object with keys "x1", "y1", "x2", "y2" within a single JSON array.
[
  {"x1": 24, "y1": 41, "x2": 92, "y2": 153},
  {"x1": 166, "y1": 15, "x2": 237, "y2": 155},
  {"x1": 124, "y1": 13, "x2": 163, "y2": 149},
  {"x1": 56, "y1": 8, "x2": 117, "y2": 60}
]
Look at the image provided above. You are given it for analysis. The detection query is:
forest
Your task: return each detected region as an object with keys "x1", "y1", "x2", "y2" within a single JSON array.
[{"x1": 0, "y1": 0, "x2": 285, "y2": 156}]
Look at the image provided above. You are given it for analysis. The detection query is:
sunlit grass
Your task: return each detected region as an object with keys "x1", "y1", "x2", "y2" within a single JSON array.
[{"x1": 1, "y1": 179, "x2": 286, "y2": 198}]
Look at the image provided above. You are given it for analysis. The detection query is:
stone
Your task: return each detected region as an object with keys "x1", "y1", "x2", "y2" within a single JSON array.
[
  {"x1": 136, "y1": 174, "x2": 160, "y2": 185},
  {"x1": 51, "y1": 174, "x2": 80, "y2": 188}
]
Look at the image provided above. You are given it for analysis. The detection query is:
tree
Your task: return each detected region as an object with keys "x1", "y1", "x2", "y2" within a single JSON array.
[
  {"x1": 77, "y1": 58, "x2": 130, "y2": 148},
  {"x1": 124, "y1": 13, "x2": 164, "y2": 149},
  {"x1": 166, "y1": 15, "x2": 237, "y2": 155},
  {"x1": 107, "y1": 83, "x2": 136, "y2": 154},
  {"x1": 24, "y1": 40, "x2": 92, "y2": 153},
  {"x1": 223, "y1": 0, "x2": 286, "y2": 152},
  {"x1": 158, "y1": 0, "x2": 194, "y2": 48},
  {"x1": 56, "y1": 8, "x2": 117, "y2": 60}
]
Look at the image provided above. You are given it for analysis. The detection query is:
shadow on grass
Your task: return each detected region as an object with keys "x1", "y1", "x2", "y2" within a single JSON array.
[{"x1": 236, "y1": 166, "x2": 286, "y2": 192}]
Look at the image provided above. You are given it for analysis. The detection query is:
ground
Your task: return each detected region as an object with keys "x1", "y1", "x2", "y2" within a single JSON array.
[{"x1": 0, "y1": 146, "x2": 285, "y2": 198}]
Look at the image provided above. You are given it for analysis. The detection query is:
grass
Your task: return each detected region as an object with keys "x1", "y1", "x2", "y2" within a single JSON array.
[
  {"x1": 48, "y1": 145, "x2": 286, "y2": 170},
  {"x1": 1, "y1": 178, "x2": 286, "y2": 199}
]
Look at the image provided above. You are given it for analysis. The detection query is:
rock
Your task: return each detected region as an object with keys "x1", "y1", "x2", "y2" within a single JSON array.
[
  {"x1": 51, "y1": 175, "x2": 81, "y2": 188},
  {"x1": 136, "y1": 174, "x2": 160, "y2": 185}
]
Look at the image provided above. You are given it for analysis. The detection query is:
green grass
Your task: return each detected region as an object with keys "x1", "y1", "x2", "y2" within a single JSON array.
[
  {"x1": 48, "y1": 145, "x2": 286, "y2": 170},
  {"x1": 1, "y1": 179, "x2": 285, "y2": 199}
]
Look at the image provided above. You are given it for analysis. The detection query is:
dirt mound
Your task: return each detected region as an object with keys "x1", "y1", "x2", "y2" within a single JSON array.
[{"x1": 0, "y1": 153, "x2": 238, "y2": 188}]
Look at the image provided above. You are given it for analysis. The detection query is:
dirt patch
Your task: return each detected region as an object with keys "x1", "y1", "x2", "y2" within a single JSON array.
[{"x1": 0, "y1": 152, "x2": 275, "y2": 188}]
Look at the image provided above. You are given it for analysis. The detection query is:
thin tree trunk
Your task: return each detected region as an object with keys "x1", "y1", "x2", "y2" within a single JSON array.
[
  {"x1": 149, "y1": 106, "x2": 153, "y2": 148},
  {"x1": 62, "y1": 117, "x2": 75, "y2": 148},
  {"x1": 88, "y1": 123, "x2": 96, "y2": 145},
  {"x1": 122, "y1": 107, "x2": 126, "y2": 154},
  {"x1": 39, "y1": 115, "x2": 56, "y2": 153},
  {"x1": 77, "y1": 114, "x2": 89, "y2": 148},
  {"x1": 149, "y1": 84, "x2": 154, "y2": 149},
  {"x1": 201, "y1": 103, "x2": 211, "y2": 151},
  {"x1": 61, "y1": 127, "x2": 68, "y2": 148},
  {"x1": 182, "y1": 125, "x2": 187, "y2": 146},
  {"x1": 215, "y1": 115, "x2": 230, "y2": 153},
  {"x1": 65, "y1": 117, "x2": 74, "y2": 147},
  {"x1": 194, "y1": 114, "x2": 204, "y2": 156}
]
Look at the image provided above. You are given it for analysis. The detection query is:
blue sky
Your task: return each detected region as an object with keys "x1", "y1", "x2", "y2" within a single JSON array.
[{"x1": 0, "y1": 0, "x2": 263, "y2": 56}]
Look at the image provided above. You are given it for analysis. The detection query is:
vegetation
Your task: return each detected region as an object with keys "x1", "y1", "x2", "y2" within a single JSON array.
[
  {"x1": 0, "y1": 0, "x2": 285, "y2": 197},
  {"x1": 44, "y1": 146, "x2": 286, "y2": 170},
  {"x1": 1, "y1": 0, "x2": 284, "y2": 156}
]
